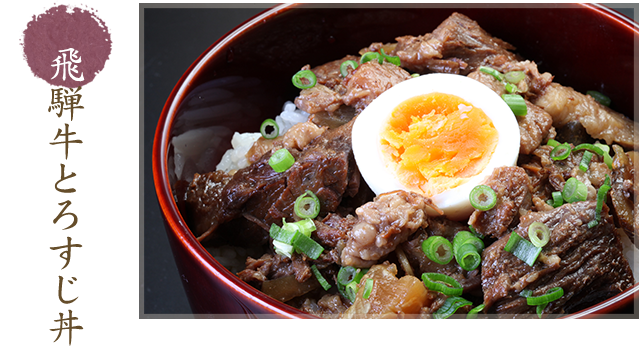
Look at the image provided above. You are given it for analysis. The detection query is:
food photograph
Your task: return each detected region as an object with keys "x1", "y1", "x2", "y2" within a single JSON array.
[{"x1": 145, "y1": 3, "x2": 638, "y2": 319}]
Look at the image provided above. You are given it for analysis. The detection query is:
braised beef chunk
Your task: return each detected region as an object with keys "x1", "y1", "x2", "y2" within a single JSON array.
[
  {"x1": 340, "y1": 61, "x2": 411, "y2": 111},
  {"x1": 393, "y1": 12, "x2": 517, "y2": 75},
  {"x1": 182, "y1": 171, "x2": 232, "y2": 240},
  {"x1": 401, "y1": 217, "x2": 482, "y2": 293},
  {"x1": 610, "y1": 145, "x2": 638, "y2": 246},
  {"x1": 295, "y1": 59, "x2": 410, "y2": 115},
  {"x1": 468, "y1": 69, "x2": 554, "y2": 154},
  {"x1": 309, "y1": 55, "x2": 360, "y2": 89},
  {"x1": 481, "y1": 201, "x2": 634, "y2": 317},
  {"x1": 341, "y1": 191, "x2": 434, "y2": 268},
  {"x1": 533, "y1": 83, "x2": 636, "y2": 150},
  {"x1": 469, "y1": 166, "x2": 533, "y2": 239},
  {"x1": 314, "y1": 213, "x2": 357, "y2": 248}
]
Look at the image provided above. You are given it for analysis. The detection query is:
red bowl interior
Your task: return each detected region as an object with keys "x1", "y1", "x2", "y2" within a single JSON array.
[{"x1": 153, "y1": 3, "x2": 638, "y2": 318}]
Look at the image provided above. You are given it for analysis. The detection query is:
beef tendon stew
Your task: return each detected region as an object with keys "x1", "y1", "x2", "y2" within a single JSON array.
[{"x1": 174, "y1": 12, "x2": 637, "y2": 318}]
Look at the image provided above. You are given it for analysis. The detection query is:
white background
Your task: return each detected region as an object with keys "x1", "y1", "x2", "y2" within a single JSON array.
[{"x1": 0, "y1": 1, "x2": 635, "y2": 345}]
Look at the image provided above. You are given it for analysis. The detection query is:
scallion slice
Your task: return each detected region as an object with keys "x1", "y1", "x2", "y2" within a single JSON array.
[
  {"x1": 344, "y1": 281, "x2": 358, "y2": 302},
  {"x1": 411, "y1": 73, "x2": 420, "y2": 78},
  {"x1": 268, "y1": 148, "x2": 295, "y2": 172},
  {"x1": 501, "y1": 94, "x2": 527, "y2": 116},
  {"x1": 337, "y1": 266, "x2": 368, "y2": 302},
  {"x1": 505, "y1": 70, "x2": 526, "y2": 83},
  {"x1": 588, "y1": 175, "x2": 611, "y2": 228},
  {"x1": 422, "y1": 236, "x2": 453, "y2": 265},
  {"x1": 550, "y1": 143, "x2": 571, "y2": 161},
  {"x1": 504, "y1": 232, "x2": 542, "y2": 266},
  {"x1": 294, "y1": 190, "x2": 321, "y2": 219},
  {"x1": 380, "y1": 48, "x2": 401, "y2": 66},
  {"x1": 526, "y1": 287, "x2": 564, "y2": 306},
  {"x1": 292, "y1": 232, "x2": 324, "y2": 260},
  {"x1": 573, "y1": 143, "x2": 604, "y2": 157},
  {"x1": 421, "y1": 273, "x2": 463, "y2": 296},
  {"x1": 528, "y1": 222, "x2": 550, "y2": 248},
  {"x1": 360, "y1": 51, "x2": 382, "y2": 65},
  {"x1": 466, "y1": 303, "x2": 486, "y2": 319},
  {"x1": 453, "y1": 231, "x2": 485, "y2": 252},
  {"x1": 455, "y1": 243, "x2": 482, "y2": 271},
  {"x1": 433, "y1": 296, "x2": 473, "y2": 319},
  {"x1": 594, "y1": 142, "x2": 613, "y2": 169},
  {"x1": 562, "y1": 177, "x2": 588, "y2": 203},
  {"x1": 505, "y1": 82, "x2": 522, "y2": 94},
  {"x1": 551, "y1": 191, "x2": 564, "y2": 208},
  {"x1": 273, "y1": 240, "x2": 294, "y2": 258},
  {"x1": 339, "y1": 60, "x2": 358, "y2": 77},
  {"x1": 269, "y1": 223, "x2": 297, "y2": 244},
  {"x1": 586, "y1": 90, "x2": 612, "y2": 107},
  {"x1": 579, "y1": 150, "x2": 594, "y2": 172},
  {"x1": 291, "y1": 70, "x2": 317, "y2": 89},
  {"x1": 547, "y1": 139, "x2": 560, "y2": 147},
  {"x1": 294, "y1": 218, "x2": 316, "y2": 237},
  {"x1": 479, "y1": 66, "x2": 503, "y2": 81},
  {"x1": 311, "y1": 264, "x2": 332, "y2": 291},
  {"x1": 469, "y1": 185, "x2": 497, "y2": 211},
  {"x1": 260, "y1": 118, "x2": 280, "y2": 139},
  {"x1": 363, "y1": 279, "x2": 374, "y2": 299}
]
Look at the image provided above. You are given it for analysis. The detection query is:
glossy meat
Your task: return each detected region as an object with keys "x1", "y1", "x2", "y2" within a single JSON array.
[
  {"x1": 533, "y1": 83, "x2": 636, "y2": 150},
  {"x1": 481, "y1": 201, "x2": 634, "y2": 317},
  {"x1": 341, "y1": 191, "x2": 434, "y2": 267}
]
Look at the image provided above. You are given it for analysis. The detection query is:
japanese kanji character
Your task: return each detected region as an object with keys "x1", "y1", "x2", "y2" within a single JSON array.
[
  {"x1": 50, "y1": 124, "x2": 83, "y2": 160},
  {"x1": 50, "y1": 309, "x2": 83, "y2": 345},
  {"x1": 51, "y1": 48, "x2": 84, "y2": 82}
]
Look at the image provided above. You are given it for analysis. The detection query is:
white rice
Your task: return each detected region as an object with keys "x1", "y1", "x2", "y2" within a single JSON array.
[{"x1": 216, "y1": 101, "x2": 310, "y2": 172}]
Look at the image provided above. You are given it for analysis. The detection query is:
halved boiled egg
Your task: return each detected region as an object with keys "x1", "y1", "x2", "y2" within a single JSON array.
[{"x1": 352, "y1": 73, "x2": 520, "y2": 220}]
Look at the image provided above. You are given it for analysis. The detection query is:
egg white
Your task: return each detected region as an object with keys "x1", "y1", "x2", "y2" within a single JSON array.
[{"x1": 352, "y1": 73, "x2": 521, "y2": 220}]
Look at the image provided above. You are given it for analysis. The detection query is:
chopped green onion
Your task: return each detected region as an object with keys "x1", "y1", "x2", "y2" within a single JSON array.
[
  {"x1": 536, "y1": 304, "x2": 547, "y2": 318},
  {"x1": 588, "y1": 175, "x2": 611, "y2": 228},
  {"x1": 360, "y1": 51, "x2": 382, "y2": 65},
  {"x1": 547, "y1": 139, "x2": 560, "y2": 147},
  {"x1": 579, "y1": 150, "x2": 594, "y2": 172},
  {"x1": 337, "y1": 266, "x2": 368, "y2": 302},
  {"x1": 528, "y1": 222, "x2": 550, "y2": 248},
  {"x1": 380, "y1": 48, "x2": 401, "y2": 66},
  {"x1": 587, "y1": 90, "x2": 611, "y2": 107},
  {"x1": 294, "y1": 218, "x2": 316, "y2": 237},
  {"x1": 273, "y1": 240, "x2": 294, "y2": 258},
  {"x1": 268, "y1": 148, "x2": 295, "y2": 172},
  {"x1": 505, "y1": 70, "x2": 526, "y2": 83},
  {"x1": 260, "y1": 118, "x2": 279, "y2": 139},
  {"x1": 291, "y1": 70, "x2": 317, "y2": 89},
  {"x1": 311, "y1": 264, "x2": 332, "y2": 291},
  {"x1": 526, "y1": 287, "x2": 564, "y2": 306},
  {"x1": 551, "y1": 191, "x2": 564, "y2": 208},
  {"x1": 550, "y1": 143, "x2": 571, "y2": 161},
  {"x1": 269, "y1": 223, "x2": 297, "y2": 244},
  {"x1": 479, "y1": 66, "x2": 504, "y2": 81},
  {"x1": 421, "y1": 273, "x2": 463, "y2": 296},
  {"x1": 594, "y1": 142, "x2": 613, "y2": 169},
  {"x1": 573, "y1": 143, "x2": 604, "y2": 157},
  {"x1": 504, "y1": 232, "x2": 542, "y2": 266},
  {"x1": 467, "y1": 304, "x2": 485, "y2": 319},
  {"x1": 453, "y1": 231, "x2": 485, "y2": 252},
  {"x1": 411, "y1": 73, "x2": 420, "y2": 78},
  {"x1": 501, "y1": 94, "x2": 527, "y2": 116},
  {"x1": 562, "y1": 177, "x2": 588, "y2": 203},
  {"x1": 344, "y1": 281, "x2": 358, "y2": 302},
  {"x1": 468, "y1": 224, "x2": 484, "y2": 239},
  {"x1": 433, "y1": 296, "x2": 473, "y2": 319},
  {"x1": 294, "y1": 190, "x2": 321, "y2": 219},
  {"x1": 455, "y1": 243, "x2": 482, "y2": 271},
  {"x1": 292, "y1": 232, "x2": 324, "y2": 259},
  {"x1": 469, "y1": 185, "x2": 497, "y2": 211},
  {"x1": 452, "y1": 231, "x2": 484, "y2": 271},
  {"x1": 339, "y1": 60, "x2": 358, "y2": 77},
  {"x1": 363, "y1": 279, "x2": 374, "y2": 299},
  {"x1": 519, "y1": 289, "x2": 533, "y2": 298},
  {"x1": 421, "y1": 236, "x2": 453, "y2": 265},
  {"x1": 505, "y1": 82, "x2": 522, "y2": 94}
]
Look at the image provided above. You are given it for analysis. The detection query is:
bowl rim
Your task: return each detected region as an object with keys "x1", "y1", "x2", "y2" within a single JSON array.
[{"x1": 152, "y1": 3, "x2": 638, "y2": 319}]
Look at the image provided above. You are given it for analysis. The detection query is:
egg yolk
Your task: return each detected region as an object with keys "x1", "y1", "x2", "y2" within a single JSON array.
[{"x1": 380, "y1": 92, "x2": 498, "y2": 196}]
